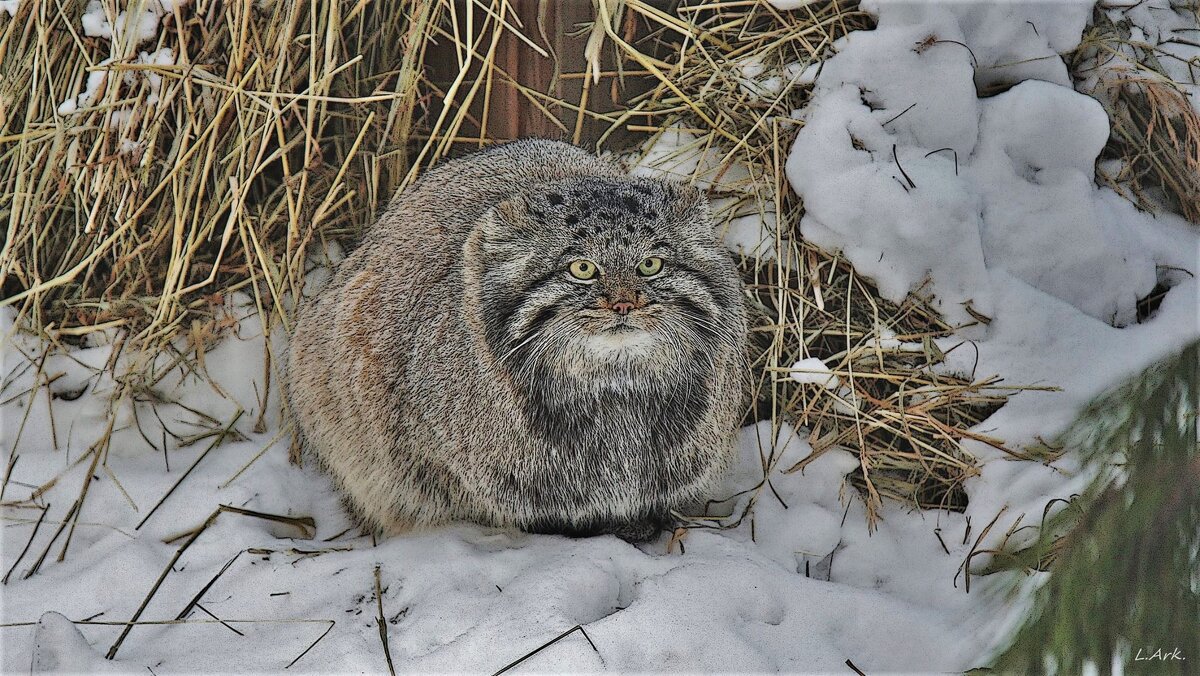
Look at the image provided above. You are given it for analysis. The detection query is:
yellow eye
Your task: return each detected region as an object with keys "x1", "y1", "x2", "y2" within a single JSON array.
[
  {"x1": 568, "y1": 259, "x2": 599, "y2": 281},
  {"x1": 637, "y1": 256, "x2": 664, "y2": 277}
]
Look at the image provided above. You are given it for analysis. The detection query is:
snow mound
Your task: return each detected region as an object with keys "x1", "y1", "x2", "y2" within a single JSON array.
[
  {"x1": 786, "y1": 2, "x2": 1194, "y2": 327},
  {"x1": 781, "y1": 0, "x2": 1200, "y2": 566},
  {"x1": 31, "y1": 612, "x2": 123, "y2": 674}
]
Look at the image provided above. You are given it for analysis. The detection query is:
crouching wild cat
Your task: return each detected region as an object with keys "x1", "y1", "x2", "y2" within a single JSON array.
[{"x1": 286, "y1": 139, "x2": 749, "y2": 541}]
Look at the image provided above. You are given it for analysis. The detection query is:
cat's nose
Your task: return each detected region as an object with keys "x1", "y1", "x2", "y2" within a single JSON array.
[{"x1": 600, "y1": 289, "x2": 645, "y2": 315}]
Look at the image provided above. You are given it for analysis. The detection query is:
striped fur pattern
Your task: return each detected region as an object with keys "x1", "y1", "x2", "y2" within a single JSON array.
[{"x1": 286, "y1": 139, "x2": 749, "y2": 541}]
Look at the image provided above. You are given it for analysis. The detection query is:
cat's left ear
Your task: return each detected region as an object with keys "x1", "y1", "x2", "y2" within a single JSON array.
[
  {"x1": 668, "y1": 182, "x2": 714, "y2": 228},
  {"x1": 466, "y1": 197, "x2": 536, "y2": 269},
  {"x1": 476, "y1": 196, "x2": 536, "y2": 246}
]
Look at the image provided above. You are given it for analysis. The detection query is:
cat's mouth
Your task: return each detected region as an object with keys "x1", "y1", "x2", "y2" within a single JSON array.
[
  {"x1": 582, "y1": 318, "x2": 657, "y2": 356},
  {"x1": 576, "y1": 308, "x2": 649, "y2": 332}
]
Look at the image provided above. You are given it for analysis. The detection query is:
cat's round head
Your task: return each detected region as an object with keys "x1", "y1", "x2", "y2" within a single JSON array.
[{"x1": 464, "y1": 175, "x2": 746, "y2": 381}]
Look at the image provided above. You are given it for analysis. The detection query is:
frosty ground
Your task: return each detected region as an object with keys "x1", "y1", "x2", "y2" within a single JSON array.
[{"x1": 3, "y1": 0, "x2": 1200, "y2": 673}]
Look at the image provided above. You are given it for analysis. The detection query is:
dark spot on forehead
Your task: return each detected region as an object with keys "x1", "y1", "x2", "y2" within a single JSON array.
[
  {"x1": 565, "y1": 214, "x2": 578, "y2": 226},
  {"x1": 621, "y1": 194, "x2": 640, "y2": 212},
  {"x1": 547, "y1": 192, "x2": 563, "y2": 206},
  {"x1": 645, "y1": 210, "x2": 658, "y2": 220}
]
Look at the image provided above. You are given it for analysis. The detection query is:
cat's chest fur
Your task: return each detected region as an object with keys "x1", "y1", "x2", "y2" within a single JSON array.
[{"x1": 515, "y1": 352, "x2": 713, "y2": 458}]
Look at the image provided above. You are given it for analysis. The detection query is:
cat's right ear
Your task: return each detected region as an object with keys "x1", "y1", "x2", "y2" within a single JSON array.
[
  {"x1": 467, "y1": 198, "x2": 534, "y2": 269},
  {"x1": 476, "y1": 197, "x2": 534, "y2": 246}
]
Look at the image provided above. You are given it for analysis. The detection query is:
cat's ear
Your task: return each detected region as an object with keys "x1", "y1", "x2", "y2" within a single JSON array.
[
  {"x1": 468, "y1": 197, "x2": 536, "y2": 267},
  {"x1": 476, "y1": 196, "x2": 535, "y2": 245},
  {"x1": 668, "y1": 182, "x2": 714, "y2": 228}
]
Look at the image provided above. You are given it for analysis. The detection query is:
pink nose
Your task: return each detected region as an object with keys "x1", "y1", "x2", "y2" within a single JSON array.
[{"x1": 611, "y1": 302, "x2": 635, "y2": 316}]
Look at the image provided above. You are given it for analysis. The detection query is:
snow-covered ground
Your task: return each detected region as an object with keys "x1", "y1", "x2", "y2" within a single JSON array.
[{"x1": 3, "y1": 0, "x2": 1199, "y2": 673}]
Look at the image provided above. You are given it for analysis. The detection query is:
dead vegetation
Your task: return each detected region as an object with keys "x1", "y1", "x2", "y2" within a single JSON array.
[
  {"x1": 1072, "y1": 8, "x2": 1200, "y2": 224},
  {"x1": 1, "y1": 0, "x2": 443, "y2": 372}
]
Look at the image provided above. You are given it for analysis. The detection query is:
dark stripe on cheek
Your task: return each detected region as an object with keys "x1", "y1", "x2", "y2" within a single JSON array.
[
  {"x1": 483, "y1": 292, "x2": 522, "y2": 357},
  {"x1": 511, "y1": 303, "x2": 559, "y2": 348},
  {"x1": 672, "y1": 262, "x2": 727, "y2": 303},
  {"x1": 516, "y1": 267, "x2": 564, "y2": 297},
  {"x1": 481, "y1": 269, "x2": 569, "y2": 356},
  {"x1": 674, "y1": 296, "x2": 715, "y2": 324}
]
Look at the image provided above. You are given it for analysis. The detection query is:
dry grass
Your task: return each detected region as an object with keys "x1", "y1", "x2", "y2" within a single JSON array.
[
  {"x1": 0, "y1": 0, "x2": 543, "y2": 366},
  {"x1": 1, "y1": 0, "x2": 429, "y2": 359},
  {"x1": 1073, "y1": 8, "x2": 1200, "y2": 224}
]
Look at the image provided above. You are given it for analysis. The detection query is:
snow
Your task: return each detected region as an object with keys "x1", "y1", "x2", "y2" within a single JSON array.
[
  {"x1": 128, "y1": 47, "x2": 174, "y2": 106},
  {"x1": 947, "y1": 273, "x2": 1200, "y2": 556},
  {"x1": 81, "y1": 0, "x2": 161, "y2": 45},
  {"x1": 117, "y1": 138, "x2": 144, "y2": 156},
  {"x1": 946, "y1": 2, "x2": 1090, "y2": 92},
  {"x1": 0, "y1": 1, "x2": 20, "y2": 18},
  {"x1": 1082, "y1": 0, "x2": 1200, "y2": 116},
  {"x1": 767, "y1": 0, "x2": 821, "y2": 10},
  {"x1": 734, "y1": 56, "x2": 805, "y2": 99},
  {"x1": 780, "y1": 0, "x2": 1200, "y2": 569},
  {"x1": 787, "y1": 2, "x2": 1198, "y2": 328},
  {"x1": 57, "y1": 49, "x2": 174, "y2": 118},
  {"x1": 57, "y1": 58, "x2": 115, "y2": 116},
  {"x1": 58, "y1": 48, "x2": 175, "y2": 124},
  {"x1": 788, "y1": 358, "x2": 839, "y2": 390},
  {"x1": 5, "y1": 1, "x2": 1200, "y2": 673},
  {"x1": 79, "y1": 0, "x2": 189, "y2": 45},
  {"x1": 58, "y1": 1, "x2": 181, "y2": 122}
]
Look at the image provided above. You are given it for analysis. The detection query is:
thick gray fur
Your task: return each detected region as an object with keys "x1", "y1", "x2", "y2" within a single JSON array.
[{"x1": 286, "y1": 139, "x2": 749, "y2": 541}]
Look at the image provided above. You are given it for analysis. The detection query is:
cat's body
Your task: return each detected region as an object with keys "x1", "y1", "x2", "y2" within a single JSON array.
[{"x1": 286, "y1": 139, "x2": 748, "y2": 540}]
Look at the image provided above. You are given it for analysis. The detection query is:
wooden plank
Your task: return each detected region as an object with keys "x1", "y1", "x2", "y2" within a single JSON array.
[{"x1": 424, "y1": 0, "x2": 666, "y2": 150}]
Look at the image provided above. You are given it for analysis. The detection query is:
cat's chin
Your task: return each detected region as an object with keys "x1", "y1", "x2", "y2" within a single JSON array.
[{"x1": 583, "y1": 327, "x2": 657, "y2": 358}]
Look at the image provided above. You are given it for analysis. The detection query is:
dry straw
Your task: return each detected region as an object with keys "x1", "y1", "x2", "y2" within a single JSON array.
[
  {"x1": 1072, "y1": 8, "x2": 1200, "y2": 224},
  {"x1": 1, "y1": 0, "x2": 430, "y2": 365},
  {"x1": 1, "y1": 0, "x2": 538, "y2": 361}
]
